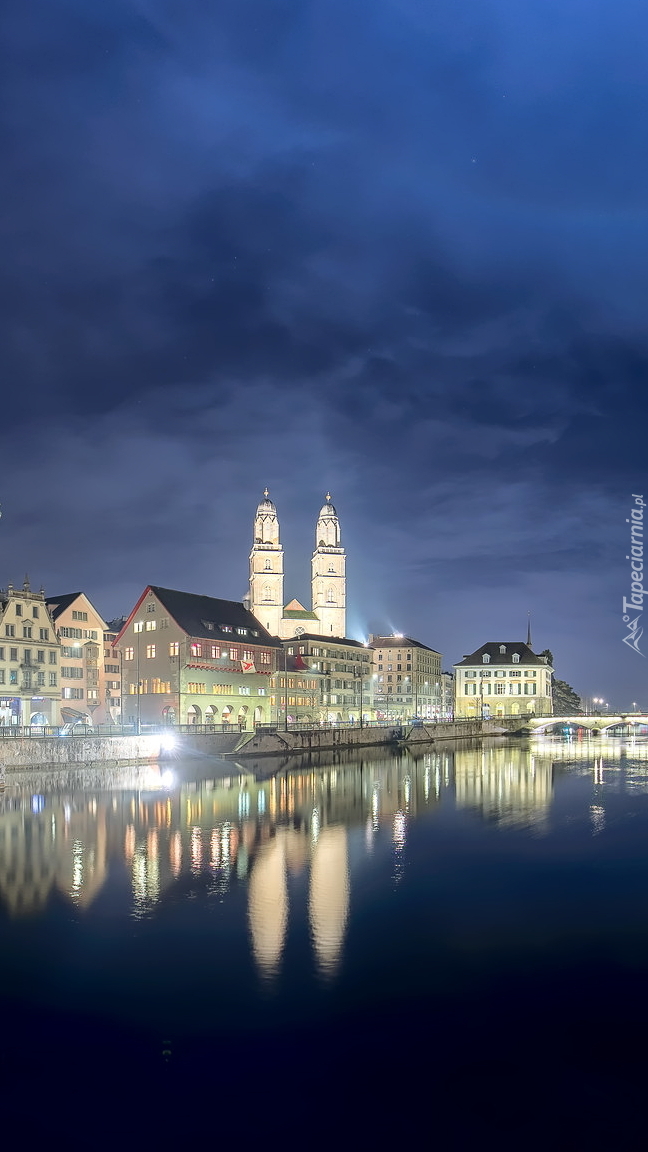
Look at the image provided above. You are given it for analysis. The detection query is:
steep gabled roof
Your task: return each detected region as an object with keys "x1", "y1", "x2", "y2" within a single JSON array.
[
  {"x1": 147, "y1": 586, "x2": 282, "y2": 647},
  {"x1": 454, "y1": 642, "x2": 551, "y2": 668},
  {"x1": 46, "y1": 591, "x2": 107, "y2": 627}
]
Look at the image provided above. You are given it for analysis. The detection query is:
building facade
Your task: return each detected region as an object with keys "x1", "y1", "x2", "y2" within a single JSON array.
[
  {"x1": 280, "y1": 634, "x2": 374, "y2": 724},
  {"x1": 369, "y1": 635, "x2": 442, "y2": 721},
  {"x1": 0, "y1": 580, "x2": 61, "y2": 727},
  {"x1": 453, "y1": 642, "x2": 554, "y2": 718},
  {"x1": 247, "y1": 490, "x2": 347, "y2": 640},
  {"x1": 104, "y1": 617, "x2": 126, "y2": 724},
  {"x1": 114, "y1": 586, "x2": 281, "y2": 728},
  {"x1": 46, "y1": 592, "x2": 109, "y2": 724}
]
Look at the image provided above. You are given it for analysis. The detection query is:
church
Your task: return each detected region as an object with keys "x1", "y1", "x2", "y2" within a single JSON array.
[{"x1": 245, "y1": 490, "x2": 346, "y2": 639}]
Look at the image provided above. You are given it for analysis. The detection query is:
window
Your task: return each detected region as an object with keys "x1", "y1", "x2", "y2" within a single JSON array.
[
  {"x1": 210, "y1": 645, "x2": 220, "y2": 658},
  {"x1": 482, "y1": 654, "x2": 490, "y2": 663},
  {"x1": 465, "y1": 670, "x2": 476, "y2": 678},
  {"x1": 15, "y1": 605, "x2": 22, "y2": 617},
  {"x1": 512, "y1": 653, "x2": 520, "y2": 664},
  {"x1": 37, "y1": 672, "x2": 45, "y2": 687},
  {"x1": 202, "y1": 620, "x2": 214, "y2": 630},
  {"x1": 229, "y1": 648, "x2": 237, "y2": 661},
  {"x1": 39, "y1": 628, "x2": 49, "y2": 641},
  {"x1": 159, "y1": 617, "x2": 169, "y2": 629},
  {"x1": 62, "y1": 646, "x2": 82, "y2": 658},
  {"x1": 10, "y1": 648, "x2": 18, "y2": 662},
  {"x1": 22, "y1": 626, "x2": 32, "y2": 639},
  {"x1": 60, "y1": 627, "x2": 82, "y2": 639},
  {"x1": 22, "y1": 670, "x2": 32, "y2": 688},
  {"x1": 169, "y1": 642, "x2": 179, "y2": 657},
  {"x1": 187, "y1": 682, "x2": 206, "y2": 694},
  {"x1": 397, "y1": 664, "x2": 402, "y2": 671},
  {"x1": 83, "y1": 630, "x2": 97, "y2": 640},
  {"x1": 509, "y1": 670, "x2": 521, "y2": 678},
  {"x1": 134, "y1": 621, "x2": 143, "y2": 633},
  {"x1": 236, "y1": 627, "x2": 247, "y2": 636},
  {"x1": 23, "y1": 650, "x2": 32, "y2": 665},
  {"x1": 5, "y1": 625, "x2": 14, "y2": 638},
  {"x1": 145, "y1": 620, "x2": 156, "y2": 631},
  {"x1": 499, "y1": 645, "x2": 506, "y2": 654},
  {"x1": 72, "y1": 610, "x2": 88, "y2": 621},
  {"x1": 32, "y1": 607, "x2": 39, "y2": 619},
  {"x1": 9, "y1": 670, "x2": 17, "y2": 684},
  {"x1": 221, "y1": 625, "x2": 232, "y2": 633},
  {"x1": 49, "y1": 651, "x2": 57, "y2": 665},
  {"x1": 37, "y1": 650, "x2": 45, "y2": 663},
  {"x1": 464, "y1": 684, "x2": 477, "y2": 695},
  {"x1": 105, "y1": 664, "x2": 119, "y2": 673},
  {"x1": 495, "y1": 683, "x2": 505, "y2": 695},
  {"x1": 146, "y1": 603, "x2": 155, "y2": 613},
  {"x1": 0, "y1": 671, "x2": 4, "y2": 684},
  {"x1": 190, "y1": 643, "x2": 202, "y2": 657},
  {"x1": 508, "y1": 683, "x2": 521, "y2": 694},
  {"x1": 87, "y1": 689, "x2": 98, "y2": 701},
  {"x1": 125, "y1": 647, "x2": 134, "y2": 661},
  {"x1": 0, "y1": 647, "x2": 3, "y2": 660},
  {"x1": 239, "y1": 686, "x2": 251, "y2": 695},
  {"x1": 479, "y1": 670, "x2": 491, "y2": 677},
  {"x1": 494, "y1": 670, "x2": 506, "y2": 678},
  {"x1": 525, "y1": 670, "x2": 537, "y2": 678},
  {"x1": 524, "y1": 682, "x2": 537, "y2": 695},
  {"x1": 61, "y1": 667, "x2": 83, "y2": 679},
  {"x1": 146, "y1": 645, "x2": 156, "y2": 659},
  {"x1": 62, "y1": 687, "x2": 84, "y2": 699}
]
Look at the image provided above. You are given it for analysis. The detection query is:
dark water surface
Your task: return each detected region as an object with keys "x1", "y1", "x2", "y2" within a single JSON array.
[{"x1": 2, "y1": 735, "x2": 648, "y2": 1141}]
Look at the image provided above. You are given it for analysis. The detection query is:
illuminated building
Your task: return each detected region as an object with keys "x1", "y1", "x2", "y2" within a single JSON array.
[
  {"x1": 369, "y1": 634, "x2": 442, "y2": 721},
  {"x1": 0, "y1": 578, "x2": 62, "y2": 727},
  {"x1": 46, "y1": 591, "x2": 110, "y2": 725},
  {"x1": 247, "y1": 490, "x2": 347, "y2": 640},
  {"x1": 279, "y1": 634, "x2": 374, "y2": 725},
  {"x1": 454, "y1": 641, "x2": 553, "y2": 719},
  {"x1": 113, "y1": 585, "x2": 282, "y2": 728}
]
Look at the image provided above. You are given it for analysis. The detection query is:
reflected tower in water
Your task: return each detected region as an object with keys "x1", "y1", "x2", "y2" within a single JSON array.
[
  {"x1": 248, "y1": 831, "x2": 288, "y2": 981},
  {"x1": 308, "y1": 825, "x2": 349, "y2": 978}
]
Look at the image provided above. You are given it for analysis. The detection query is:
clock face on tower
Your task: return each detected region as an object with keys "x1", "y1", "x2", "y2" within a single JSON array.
[{"x1": 294, "y1": 626, "x2": 305, "y2": 637}]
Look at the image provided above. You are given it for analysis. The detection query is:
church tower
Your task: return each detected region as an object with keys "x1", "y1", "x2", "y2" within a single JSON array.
[
  {"x1": 311, "y1": 494, "x2": 346, "y2": 637},
  {"x1": 248, "y1": 489, "x2": 284, "y2": 636}
]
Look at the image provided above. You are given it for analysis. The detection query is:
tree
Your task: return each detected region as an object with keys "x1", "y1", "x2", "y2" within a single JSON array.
[{"x1": 538, "y1": 649, "x2": 581, "y2": 714}]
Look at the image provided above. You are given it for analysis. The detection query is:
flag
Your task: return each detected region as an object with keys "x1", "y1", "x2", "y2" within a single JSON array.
[
  {"x1": 241, "y1": 659, "x2": 256, "y2": 673},
  {"x1": 294, "y1": 653, "x2": 309, "y2": 670}
]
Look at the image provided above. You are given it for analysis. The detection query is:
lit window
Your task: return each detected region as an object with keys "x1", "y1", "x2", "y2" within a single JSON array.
[
  {"x1": 190, "y1": 643, "x2": 202, "y2": 657},
  {"x1": 134, "y1": 621, "x2": 143, "y2": 633},
  {"x1": 229, "y1": 648, "x2": 237, "y2": 661},
  {"x1": 145, "y1": 620, "x2": 156, "y2": 631},
  {"x1": 169, "y1": 642, "x2": 179, "y2": 657},
  {"x1": 211, "y1": 645, "x2": 220, "y2": 658},
  {"x1": 125, "y1": 647, "x2": 134, "y2": 661},
  {"x1": 146, "y1": 645, "x2": 156, "y2": 659}
]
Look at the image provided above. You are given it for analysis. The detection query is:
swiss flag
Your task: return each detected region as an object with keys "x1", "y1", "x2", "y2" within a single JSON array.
[{"x1": 241, "y1": 659, "x2": 256, "y2": 673}]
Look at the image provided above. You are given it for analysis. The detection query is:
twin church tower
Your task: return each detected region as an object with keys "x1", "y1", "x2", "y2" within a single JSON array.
[{"x1": 246, "y1": 490, "x2": 346, "y2": 639}]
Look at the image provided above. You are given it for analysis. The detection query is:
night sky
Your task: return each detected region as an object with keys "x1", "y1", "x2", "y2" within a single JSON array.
[{"x1": 1, "y1": 1, "x2": 646, "y2": 707}]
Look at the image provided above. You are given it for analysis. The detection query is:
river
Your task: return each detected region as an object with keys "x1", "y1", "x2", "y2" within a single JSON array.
[{"x1": 1, "y1": 735, "x2": 647, "y2": 1142}]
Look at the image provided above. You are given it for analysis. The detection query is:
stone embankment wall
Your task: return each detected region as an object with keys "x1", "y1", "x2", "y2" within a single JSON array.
[
  {"x1": 228, "y1": 718, "x2": 516, "y2": 758},
  {"x1": 0, "y1": 719, "x2": 522, "y2": 771}
]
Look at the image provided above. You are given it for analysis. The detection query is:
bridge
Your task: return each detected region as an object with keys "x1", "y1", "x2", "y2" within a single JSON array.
[{"x1": 524, "y1": 714, "x2": 648, "y2": 734}]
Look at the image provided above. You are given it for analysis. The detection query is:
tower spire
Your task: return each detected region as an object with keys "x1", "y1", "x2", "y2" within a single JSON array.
[{"x1": 527, "y1": 612, "x2": 532, "y2": 648}]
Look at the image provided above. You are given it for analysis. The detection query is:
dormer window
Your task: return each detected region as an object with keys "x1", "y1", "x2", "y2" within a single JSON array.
[
  {"x1": 499, "y1": 645, "x2": 506, "y2": 654},
  {"x1": 512, "y1": 653, "x2": 520, "y2": 663},
  {"x1": 482, "y1": 653, "x2": 490, "y2": 663}
]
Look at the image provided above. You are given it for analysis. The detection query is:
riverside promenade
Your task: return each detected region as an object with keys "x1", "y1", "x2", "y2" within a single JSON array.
[{"x1": 0, "y1": 718, "x2": 526, "y2": 771}]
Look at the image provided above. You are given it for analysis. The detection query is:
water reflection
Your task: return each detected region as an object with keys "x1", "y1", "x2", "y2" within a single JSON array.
[{"x1": 1, "y1": 737, "x2": 648, "y2": 979}]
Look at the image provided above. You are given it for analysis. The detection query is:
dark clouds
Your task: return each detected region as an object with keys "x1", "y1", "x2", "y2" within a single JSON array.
[{"x1": 0, "y1": 1, "x2": 647, "y2": 705}]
